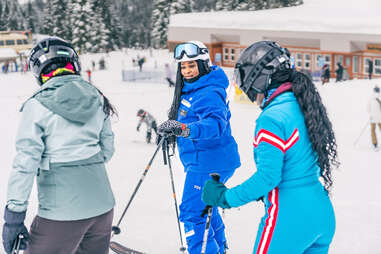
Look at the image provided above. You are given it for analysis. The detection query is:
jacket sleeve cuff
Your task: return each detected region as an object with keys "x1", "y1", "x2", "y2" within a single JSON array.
[
  {"x1": 187, "y1": 124, "x2": 200, "y2": 139},
  {"x1": 4, "y1": 206, "x2": 26, "y2": 224}
]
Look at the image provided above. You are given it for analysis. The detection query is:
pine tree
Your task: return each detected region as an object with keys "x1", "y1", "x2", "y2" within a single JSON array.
[
  {"x1": 0, "y1": 0, "x2": 6, "y2": 30},
  {"x1": 89, "y1": 0, "x2": 109, "y2": 52},
  {"x1": 171, "y1": 0, "x2": 192, "y2": 14},
  {"x1": 0, "y1": 0, "x2": 27, "y2": 31},
  {"x1": 215, "y1": 0, "x2": 224, "y2": 10},
  {"x1": 50, "y1": 0, "x2": 70, "y2": 40},
  {"x1": 151, "y1": 0, "x2": 171, "y2": 48},
  {"x1": 41, "y1": 1, "x2": 55, "y2": 35},
  {"x1": 24, "y1": 1, "x2": 38, "y2": 33},
  {"x1": 71, "y1": 0, "x2": 93, "y2": 53}
]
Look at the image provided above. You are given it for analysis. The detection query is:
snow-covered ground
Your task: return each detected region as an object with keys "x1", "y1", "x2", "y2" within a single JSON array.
[{"x1": 1, "y1": 50, "x2": 381, "y2": 254}]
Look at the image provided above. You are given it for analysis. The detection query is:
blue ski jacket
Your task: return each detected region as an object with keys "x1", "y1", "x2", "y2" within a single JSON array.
[
  {"x1": 176, "y1": 66, "x2": 241, "y2": 173},
  {"x1": 225, "y1": 84, "x2": 321, "y2": 206}
]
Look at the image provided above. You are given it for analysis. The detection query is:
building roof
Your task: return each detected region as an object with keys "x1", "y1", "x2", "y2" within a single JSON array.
[
  {"x1": 0, "y1": 48, "x2": 18, "y2": 61},
  {"x1": 169, "y1": 0, "x2": 381, "y2": 35}
]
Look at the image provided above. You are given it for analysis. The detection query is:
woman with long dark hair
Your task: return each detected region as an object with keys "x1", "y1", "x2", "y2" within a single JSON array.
[
  {"x1": 2, "y1": 37, "x2": 117, "y2": 254},
  {"x1": 158, "y1": 41, "x2": 241, "y2": 254},
  {"x1": 202, "y1": 41, "x2": 339, "y2": 254}
]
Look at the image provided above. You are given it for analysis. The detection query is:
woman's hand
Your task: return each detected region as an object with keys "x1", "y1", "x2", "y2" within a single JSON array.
[
  {"x1": 202, "y1": 179, "x2": 231, "y2": 208},
  {"x1": 157, "y1": 120, "x2": 190, "y2": 137}
]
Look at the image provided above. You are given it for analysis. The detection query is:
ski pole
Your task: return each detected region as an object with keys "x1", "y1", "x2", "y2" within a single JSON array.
[
  {"x1": 112, "y1": 136, "x2": 166, "y2": 236},
  {"x1": 354, "y1": 120, "x2": 370, "y2": 146},
  {"x1": 162, "y1": 137, "x2": 186, "y2": 253},
  {"x1": 11, "y1": 234, "x2": 23, "y2": 254},
  {"x1": 200, "y1": 173, "x2": 220, "y2": 254}
]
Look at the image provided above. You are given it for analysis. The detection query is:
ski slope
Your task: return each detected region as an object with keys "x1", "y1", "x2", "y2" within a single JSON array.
[{"x1": 0, "y1": 50, "x2": 381, "y2": 254}]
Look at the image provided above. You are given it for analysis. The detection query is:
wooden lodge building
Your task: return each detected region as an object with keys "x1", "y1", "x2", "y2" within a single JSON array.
[{"x1": 167, "y1": 0, "x2": 381, "y2": 80}]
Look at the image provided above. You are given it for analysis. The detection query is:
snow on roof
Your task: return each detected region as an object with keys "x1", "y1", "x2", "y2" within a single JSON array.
[
  {"x1": 169, "y1": 0, "x2": 381, "y2": 35},
  {"x1": 0, "y1": 48, "x2": 18, "y2": 59}
]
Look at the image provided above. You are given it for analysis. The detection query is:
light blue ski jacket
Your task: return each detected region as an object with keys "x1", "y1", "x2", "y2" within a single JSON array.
[
  {"x1": 6, "y1": 75, "x2": 115, "y2": 220},
  {"x1": 225, "y1": 88, "x2": 321, "y2": 207}
]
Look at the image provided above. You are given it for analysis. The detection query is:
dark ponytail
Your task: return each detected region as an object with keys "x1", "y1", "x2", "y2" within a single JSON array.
[
  {"x1": 290, "y1": 71, "x2": 339, "y2": 193},
  {"x1": 168, "y1": 63, "x2": 184, "y2": 120},
  {"x1": 95, "y1": 87, "x2": 118, "y2": 117}
]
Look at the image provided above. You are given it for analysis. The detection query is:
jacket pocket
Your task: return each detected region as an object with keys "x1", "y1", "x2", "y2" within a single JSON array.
[{"x1": 37, "y1": 169, "x2": 56, "y2": 210}]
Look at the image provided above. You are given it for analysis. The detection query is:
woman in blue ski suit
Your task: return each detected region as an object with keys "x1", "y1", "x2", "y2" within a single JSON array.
[
  {"x1": 202, "y1": 41, "x2": 339, "y2": 254},
  {"x1": 2, "y1": 37, "x2": 116, "y2": 254},
  {"x1": 158, "y1": 41, "x2": 241, "y2": 254}
]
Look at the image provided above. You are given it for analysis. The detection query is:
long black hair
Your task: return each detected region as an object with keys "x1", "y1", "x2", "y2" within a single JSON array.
[
  {"x1": 272, "y1": 69, "x2": 340, "y2": 193},
  {"x1": 168, "y1": 63, "x2": 184, "y2": 120},
  {"x1": 95, "y1": 87, "x2": 118, "y2": 117}
]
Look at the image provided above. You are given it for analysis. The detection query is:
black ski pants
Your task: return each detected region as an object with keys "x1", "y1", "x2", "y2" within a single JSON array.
[{"x1": 24, "y1": 209, "x2": 113, "y2": 254}]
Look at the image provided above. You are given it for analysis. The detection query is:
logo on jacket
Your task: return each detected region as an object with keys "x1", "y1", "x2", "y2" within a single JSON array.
[{"x1": 181, "y1": 99, "x2": 191, "y2": 108}]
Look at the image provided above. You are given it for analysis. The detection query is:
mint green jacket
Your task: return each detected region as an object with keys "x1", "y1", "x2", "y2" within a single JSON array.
[{"x1": 6, "y1": 75, "x2": 115, "y2": 220}]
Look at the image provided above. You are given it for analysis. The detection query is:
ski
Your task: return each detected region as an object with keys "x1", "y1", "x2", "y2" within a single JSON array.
[{"x1": 110, "y1": 241, "x2": 146, "y2": 254}]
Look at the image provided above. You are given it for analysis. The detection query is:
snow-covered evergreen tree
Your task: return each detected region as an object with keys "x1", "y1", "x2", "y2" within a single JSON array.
[
  {"x1": 40, "y1": 1, "x2": 55, "y2": 35},
  {"x1": 151, "y1": 0, "x2": 171, "y2": 48},
  {"x1": 70, "y1": 0, "x2": 93, "y2": 53},
  {"x1": 171, "y1": 0, "x2": 192, "y2": 14},
  {"x1": 24, "y1": 1, "x2": 38, "y2": 33},
  {"x1": 0, "y1": 0, "x2": 26, "y2": 31},
  {"x1": 89, "y1": 0, "x2": 109, "y2": 52},
  {"x1": 50, "y1": 0, "x2": 70, "y2": 40}
]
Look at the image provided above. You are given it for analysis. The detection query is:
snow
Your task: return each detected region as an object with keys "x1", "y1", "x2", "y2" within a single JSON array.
[
  {"x1": 0, "y1": 48, "x2": 18, "y2": 60},
  {"x1": 1, "y1": 49, "x2": 381, "y2": 254},
  {"x1": 169, "y1": 0, "x2": 381, "y2": 35}
]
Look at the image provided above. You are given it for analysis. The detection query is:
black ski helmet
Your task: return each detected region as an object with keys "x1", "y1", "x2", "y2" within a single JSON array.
[
  {"x1": 137, "y1": 109, "x2": 145, "y2": 117},
  {"x1": 28, "y1": 37, "x2": 81, "y2": 85},
  {"x1": 234, "y1": 41, "x2": 291, "y2": 102}
]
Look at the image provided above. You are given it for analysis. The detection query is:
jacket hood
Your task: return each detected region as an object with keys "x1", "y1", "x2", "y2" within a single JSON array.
[
  {"x1": 33, "y1": 75, "x2": 102, "y2": 124},
  {"x1": 182, "y1": 66, "x2": 229, "y2": 93}
]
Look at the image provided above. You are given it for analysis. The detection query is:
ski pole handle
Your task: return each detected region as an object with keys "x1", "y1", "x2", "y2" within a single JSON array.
[{"x1": 11, "y1": 234, "x2": 23, "y2": 254}]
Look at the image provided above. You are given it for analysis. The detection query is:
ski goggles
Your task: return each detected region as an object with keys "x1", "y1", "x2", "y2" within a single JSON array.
[{"x1": 174, "y1": 42, "x2": 208, "y2": 60}]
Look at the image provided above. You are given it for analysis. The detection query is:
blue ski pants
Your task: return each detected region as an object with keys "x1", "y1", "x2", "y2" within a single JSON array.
[
  {"x1": 253, "y1": 177, "x2": 335, "y2": 254},
  {"x1": 179, "y1": 170, "x2": 235, "y2": 254}
]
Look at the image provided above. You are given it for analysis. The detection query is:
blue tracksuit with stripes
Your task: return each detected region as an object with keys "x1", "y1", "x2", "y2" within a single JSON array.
[
  {"x1": 177, "y1": 66, "x2": 241, "y2": 254},
  {"x1": 225, "y1": 83, "x2": 335, "y2": 254}
]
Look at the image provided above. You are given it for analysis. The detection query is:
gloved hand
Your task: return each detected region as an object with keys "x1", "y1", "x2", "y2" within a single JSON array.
[
  {"x1": 136, "y1": 126, "x2": 140, "y2": 132},
  {"x1": 2, "y1": 207, "x2": 29, "y2": 254},
  {"x1": 202, "y1": 179, "x2": 231, "y2": 209},
  {"x1": 157, "y1": 120, "x2": 190, "y2": 137}
]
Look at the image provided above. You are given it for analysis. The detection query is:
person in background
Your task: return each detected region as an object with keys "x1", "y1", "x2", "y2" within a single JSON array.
[
  {"x1": 335, "y1": 62, "x2": 343, "y2": 82},
  {"x1": 2, "y1": 37, "x2": 117, "y2": 254},
  {"x1": 86, "y1": 68, "x2": 92, "y2": 83},
  {"x1": 165, "y1": 63, "x2": 175, "y2": 87},
  {"x1": 202, "y1": 41, "x2": 339, "y2": 254},
  {"x1": 367, "y1": 86, "x2": 381, "y2": 150},
  {"x1": 136, "y1": 109, "x2": 157, "y2": 144},
  {"x1": 321, "y1": 64, "x2": 330, "y2": 85},
  {"x1": 157, "y1": 41, "x2": 240, "y2": 254},
  {"x1": 368, "y1": 59, "x2": 373, "y2": 80}
]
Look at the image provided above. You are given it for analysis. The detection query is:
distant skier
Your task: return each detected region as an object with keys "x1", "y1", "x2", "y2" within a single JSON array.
[
  {"x1": 202, "y1": 41, "x2": 339, "y2": 254},
  {"x1": 1, "y1": 37, "x2": 117, "y2": 254},
  {"x1": 367, "y1": 86, "x2": 381, "y2": 150},
  {"x1": 368, "y1": 59, "x2": 373, "y2": 80},
  {"x1": 321, "y1": 64, "x2": 330, "y2": 85},
  {"x1": 165, "y1": 63, "x2": 175, "y2": 87},
  {"x1": 157, "y1": 41, "x2": 240, "y2": 254},
  {"x1": 136, "y1": 109, "x2": 157, "y2": 144},
  {"x1": 335, "y1": 62, "x2": 344, "y2": 82}
]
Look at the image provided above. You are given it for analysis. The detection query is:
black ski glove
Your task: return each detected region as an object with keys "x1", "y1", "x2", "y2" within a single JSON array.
[
  {"x1": 157, "y1": 120, "x2": 190, "y2": 137},
  {"x1": 2, "y1": 207, "x2": 29, "y2": 254}
]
